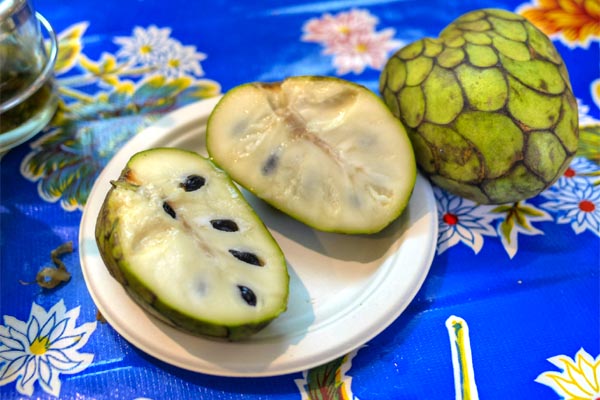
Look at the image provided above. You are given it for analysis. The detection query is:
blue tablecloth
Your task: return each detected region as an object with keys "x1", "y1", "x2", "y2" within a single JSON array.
[{"x1": 1, "y1": 0, "x2": 598, "y2": 399}]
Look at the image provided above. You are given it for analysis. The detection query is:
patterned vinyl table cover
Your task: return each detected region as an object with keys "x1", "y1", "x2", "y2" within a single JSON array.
[{"x1": 0, "y1": 0, "x2": 598, "y2": 399}]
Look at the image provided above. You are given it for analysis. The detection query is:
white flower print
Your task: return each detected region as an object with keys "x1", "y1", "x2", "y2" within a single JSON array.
[
  {"x1": 114, "y1": 25, "x2": 173, "y2": 65},
  {"x1": 492, "y1": 201, "x2": 554, "y2": 259},
  {"x1": 577, "y1": 98, "x2": 600, "y2": 126},
  {"x1": 540, "y1": 182, "x2": 600, "y2": 236},
  {"x1": 435, "y1": 187, "x2": 497, "y2": 255},
  {"x1": 536, "y1": 348, "x2": 600, "y2": 398},
  {"x1": 154, "y1": 42, "x2": 206, "y2": 79},
  {"x1": 0, "y1": 300, "x2": 96, "y2": 397},
  {"x1": 553, "y1": 156, "x2": 599, "y2": 189},
  {"x1": 114, "y1": 25, "x2": 206, "y2": 78}
]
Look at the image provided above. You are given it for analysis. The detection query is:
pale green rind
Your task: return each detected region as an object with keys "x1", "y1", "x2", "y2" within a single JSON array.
[
  {"x1": 464, "y1": 43, "x2": 499, "y2": 68},
  {"x1": 399, "y1": 85, "x2": 425, "y2": 128},
  {"x1": 405, "y1": 55, "x2": 433, "y2": 86},
  {"x1": 418, "y1": 122, "x2": 483, "y2": 182},
  {"x1": 454, "y1": 111, "x2": 524, "y2": 179},
  {"x1": 422, "y1": 66, "x2": 463, "y2": 125},
  {"x1": 455, "y1": 65, "x2": 507, "y2": 111},
  {"x1": 507, "y1": 75, "x2": 562, "y2": 130},
  {"x1": 481, "y1": 163, "x2": 547, "y2": 203},
  {"x1": 437, "y1": 47, "x2": 465, "y2": 68},
  {"x1": 384, "y1": 56, "x2": 406, "y2": 92},
  {"x1": 524, "y1": 130, "x2": 567, "y2": 182}
]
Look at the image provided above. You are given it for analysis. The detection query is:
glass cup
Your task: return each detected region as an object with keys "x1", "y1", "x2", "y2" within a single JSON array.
[{"x1": 0, "y1": 0, "x2": 58, "y2": 154}]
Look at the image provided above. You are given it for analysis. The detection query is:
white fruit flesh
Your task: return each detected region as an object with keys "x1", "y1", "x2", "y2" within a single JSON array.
[
  {"x1": 207, "y1": 76, "x2": 417, "y2": 233},
  {"x1": 99, "y1": 149, "x2": 288, "y2": 333}
]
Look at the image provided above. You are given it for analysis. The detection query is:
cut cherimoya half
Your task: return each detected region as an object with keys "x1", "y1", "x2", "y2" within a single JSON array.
[
  {"x1": 206, "y1": 76, "x2": 417, "y2": 234},
  {"x1": 95, "y1": 148, "x2": 289, "y2": 340}
]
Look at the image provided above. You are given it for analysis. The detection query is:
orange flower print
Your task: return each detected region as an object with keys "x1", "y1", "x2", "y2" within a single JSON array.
[{"x1": 517, "y1": 0, "x2": 600, "y2": 48}]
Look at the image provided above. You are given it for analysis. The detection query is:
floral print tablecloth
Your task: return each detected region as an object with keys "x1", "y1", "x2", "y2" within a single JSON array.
[{"x1": 1, "y1": 0, "x2": 598, "y2": 399}]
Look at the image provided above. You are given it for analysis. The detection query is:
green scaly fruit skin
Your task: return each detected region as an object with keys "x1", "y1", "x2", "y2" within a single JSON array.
[
  {"x1": 380, "y1": 8, "x2": 579, "y2": 204},
  {"x1": 95, "y1": 156, "x2": 286, "y2": 341}
]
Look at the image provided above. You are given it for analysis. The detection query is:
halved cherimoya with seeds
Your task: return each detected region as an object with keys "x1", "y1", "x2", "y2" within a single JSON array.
[
  {"x1": 95, "y1": 148, "x2": 289, "y2": 340},
  {"x1": 206, "y1": 76, "x2": 417, "y2": 234}
]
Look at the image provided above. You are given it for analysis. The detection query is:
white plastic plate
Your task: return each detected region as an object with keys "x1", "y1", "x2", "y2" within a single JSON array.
[{"x1": 79, "y1": 96, "x2": 438, "y2": 377}]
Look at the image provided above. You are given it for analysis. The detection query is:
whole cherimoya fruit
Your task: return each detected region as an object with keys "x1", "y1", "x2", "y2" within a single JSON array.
[{"x1": 380, "y1": 8, "x2": 579, "y2": 204}]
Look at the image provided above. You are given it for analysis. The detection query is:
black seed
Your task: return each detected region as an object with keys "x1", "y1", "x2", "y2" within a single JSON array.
[
  {"x1": 238, "y1": 285, "x2": 257, "y2": 306},
  {"x1": 210, "y1": 219, "x2": 239, "y2": 232},
  {"x1": 181, "y1": 175, "x2": 205, "y2": 192},
  {"x1": 261, "y1": 153, "x2": 279, "y2": 175},
  {"x1": 229, "y1": 249, "x2": 263, "y2": 266},
  {"x1": 163, "y1": 202, "x2": 176, "y2": 219}
]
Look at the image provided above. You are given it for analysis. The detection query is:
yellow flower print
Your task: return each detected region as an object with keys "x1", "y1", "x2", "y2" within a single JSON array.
[
  {"x1": 536, "y1": 348, "x2": 600, "y2": 399},
  {"x1": 518, "y1": 0, "x2": 600, "y2": 48},
  {"x1": 591, "y1": 78, "x2": 600, "y2": 110}
]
